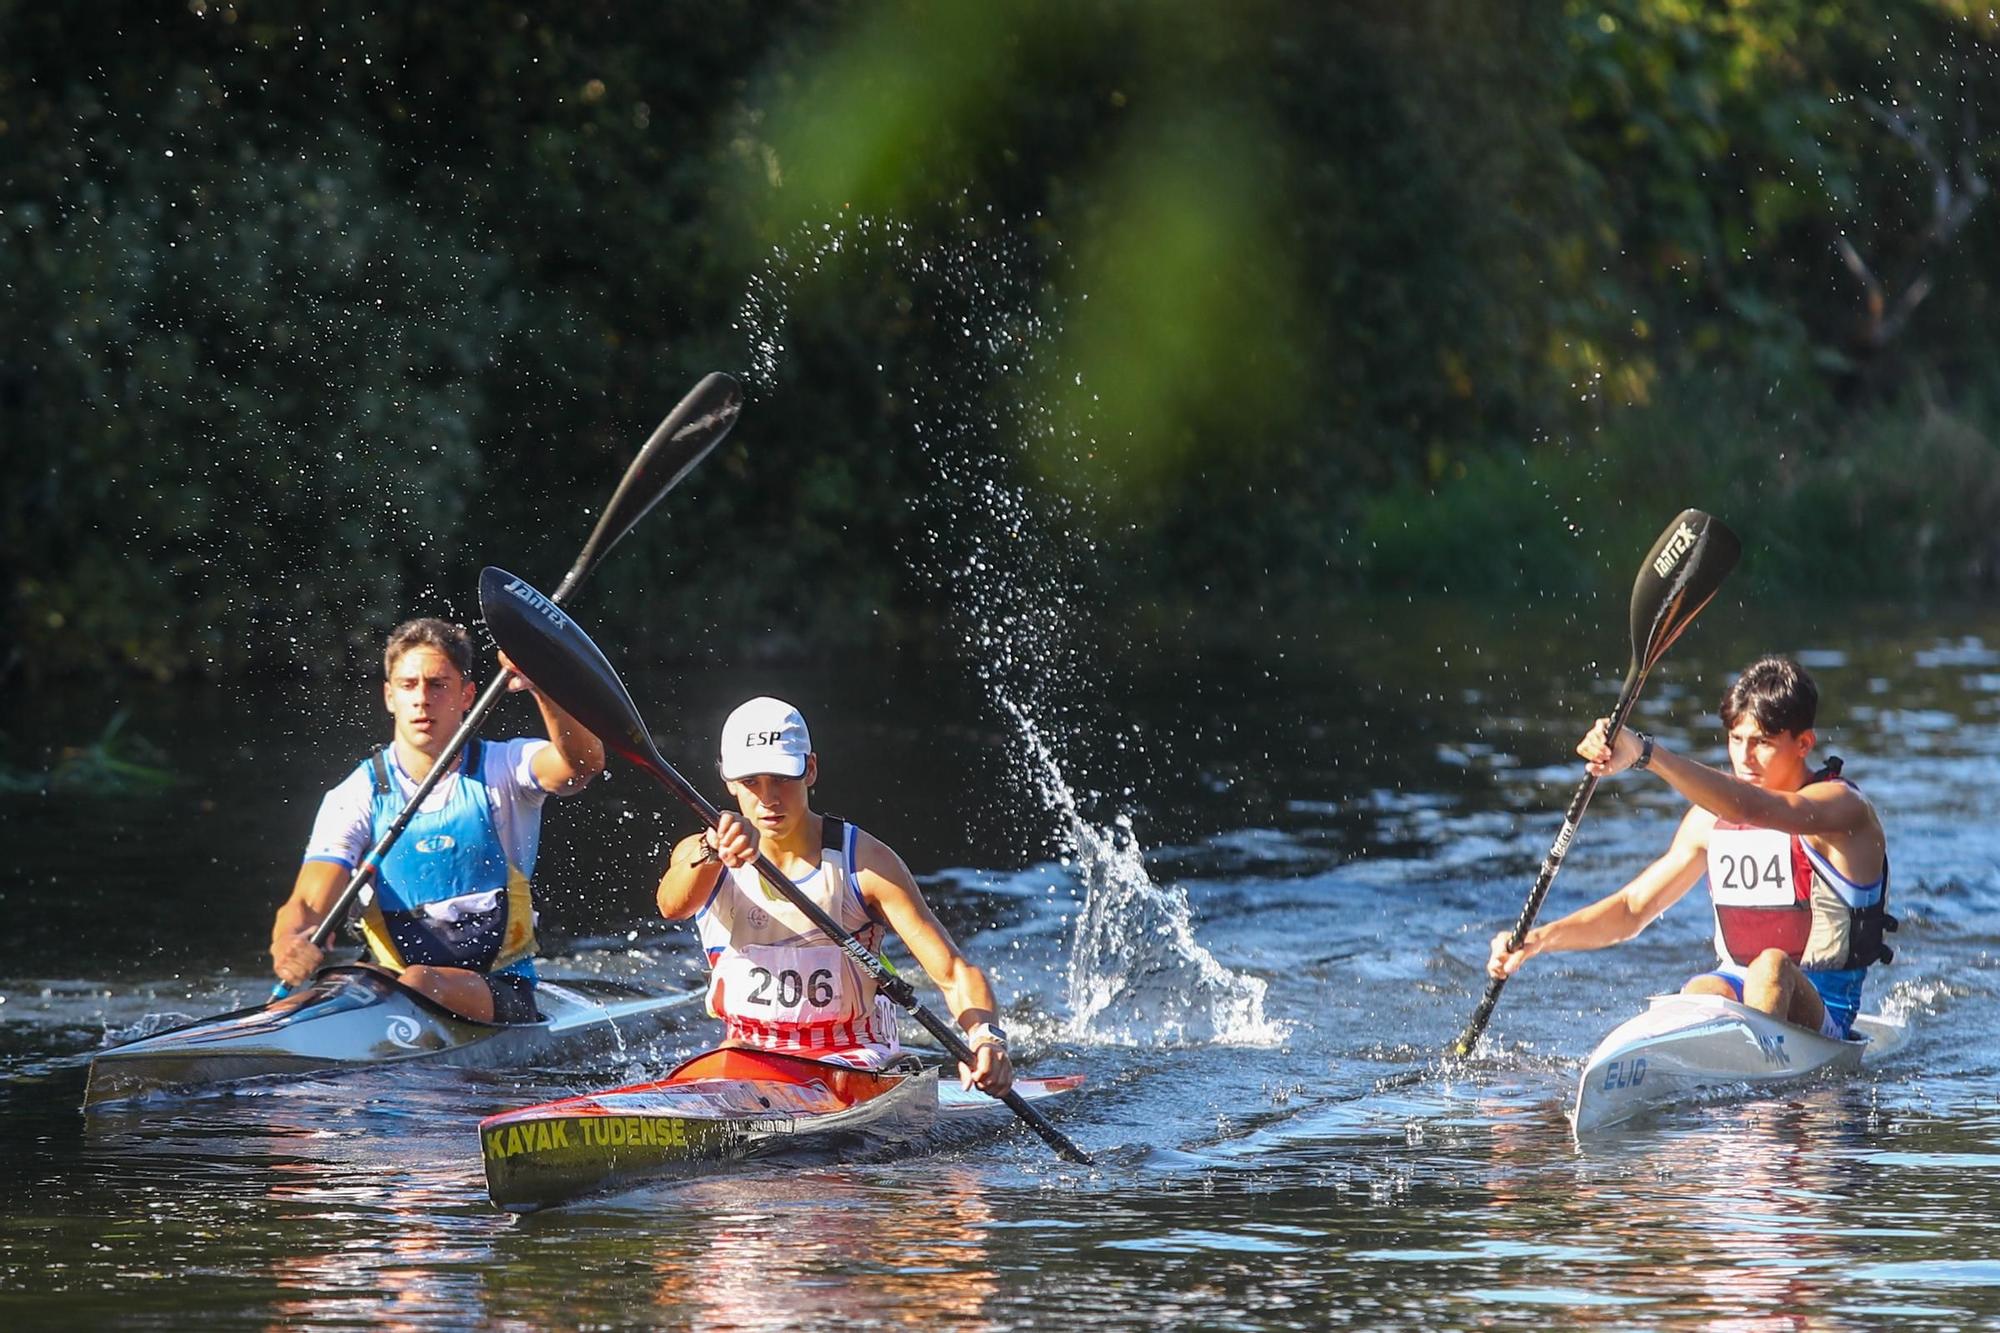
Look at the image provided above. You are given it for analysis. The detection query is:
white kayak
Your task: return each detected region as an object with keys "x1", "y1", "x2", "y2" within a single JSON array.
[
  {"x1": 84, "y1": 966, "x2": 697, "y2": 1107},
  {"x1": 1572, "y1": 992, "x2": 1907, "y2": 1135}
]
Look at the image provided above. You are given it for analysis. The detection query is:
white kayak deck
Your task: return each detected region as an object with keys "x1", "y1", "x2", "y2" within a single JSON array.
[{"x1": 1572, "y1": 993, "x2": 1908, "y2": 1136}]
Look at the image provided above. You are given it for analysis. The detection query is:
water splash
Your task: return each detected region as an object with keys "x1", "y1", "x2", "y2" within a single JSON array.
[
  {"x1": 997, "y1": 694, "x2": 1285, "y2": 1046},
  {"x1": 733, "y1": 212, "x2": 1283, "y2": 1047},
  {"x1": 733, "y1": 214, "x2": 919, "y2": 393},
  {"x1": 100, "y1": 1009, "x2": 201, "y2": 1047}
]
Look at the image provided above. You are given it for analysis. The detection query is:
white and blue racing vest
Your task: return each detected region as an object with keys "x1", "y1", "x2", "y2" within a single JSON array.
[{"x1": 358, "y1": 740, "x2": 539, "y2": 980}]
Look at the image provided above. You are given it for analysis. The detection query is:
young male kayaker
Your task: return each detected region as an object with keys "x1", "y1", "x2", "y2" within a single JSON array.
[
  {"x1": 1487, "y1": 655, "x2": 1893, "y2": 1038},
  {"x1": 269, "y1": 617, "x2": 604, "y2": 1022},
  {"x1": 655, "y1": 696, "x2": 1015, "y2": 1094}
]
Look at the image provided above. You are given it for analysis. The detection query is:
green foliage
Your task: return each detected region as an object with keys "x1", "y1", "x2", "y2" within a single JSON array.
[
  {"x1": 1556, "y1": 0, "x2": 2000, "y2": 392},
  {"x1": 3, "y1": 0, "x2": 1998, "y2": 686},
  {"x1": 7, "y1": 87, "x2": 505, "y2": 677},
  {"x1": 1355, "y1": 448, "x2": 1606, "y2": 597},
  {"x1": 1358, "y1": 375, "x2": 2000, "y2": 595},
  {"x1": 1031, "y1": 107, "x2": 1310, "y2": 503}
]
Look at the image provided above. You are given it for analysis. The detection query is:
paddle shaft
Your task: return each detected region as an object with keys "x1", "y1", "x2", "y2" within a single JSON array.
[
  {"x1": 1451, "y1": 664, "x2": 1646, "y2": 1059},
  {"x1": 640, "y1": 758, "x2": 1095, "y2": 1166}
]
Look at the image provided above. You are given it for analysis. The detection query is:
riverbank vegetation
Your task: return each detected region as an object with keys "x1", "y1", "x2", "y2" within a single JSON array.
[{"x1": 5, "y1": 1, "x2": 1997, "y2": 683}]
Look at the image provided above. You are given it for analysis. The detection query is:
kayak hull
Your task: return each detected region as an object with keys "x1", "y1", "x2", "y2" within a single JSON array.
[
  {"x1": 1572, "y1": 993, "x2": 1905, "y2": 1135},
  {"x1": 481, "y1": 1046, "x2": 1085, "y2": 1211},
  {"x1": 83, "y1": 965, "x2": 690, "y2": 1108}
]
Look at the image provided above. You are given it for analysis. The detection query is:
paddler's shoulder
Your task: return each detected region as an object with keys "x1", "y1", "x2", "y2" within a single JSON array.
[
  {"x1": 320, "y1": 749, "x2": 391, "y2": 802},
  {"x1": 1798, "y1": 769, "x2": 1875, "y2": 812},
  {"x1": 846, "y1": 824, "x2": 917, "y2": 886}
]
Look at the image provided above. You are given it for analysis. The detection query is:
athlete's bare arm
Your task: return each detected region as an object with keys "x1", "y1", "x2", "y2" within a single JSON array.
[
  {"x1": 1581, "y1": 721, "x2": 1885, "y2": 880},
  {"x1": 270, "y1": 859, "x2": 348, "y2": 987},
  {"x1": 1488, "y1": 806, "x2": 1711, "y2": 979},
  {"x1": 855, "y1": 832, "x2": 1015, "y2": 1095},
  {"x1": 499, "y1": 652, "x2": 604, "y2": 793},
  {"x1": 656, "y1": 831, "x2": 724, "y2": 920},
  {"x1": 657, "y1": 811, "x2": 761, "y2": 919}
]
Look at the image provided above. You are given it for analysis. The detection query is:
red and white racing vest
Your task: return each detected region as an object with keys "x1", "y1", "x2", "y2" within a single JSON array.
[
  {"x1": 695, "y1": 816, "x2": 892, "y2": 1053},
  {"x1": 1706, "y1": 770, "x2": 1893, "y2": 971}
]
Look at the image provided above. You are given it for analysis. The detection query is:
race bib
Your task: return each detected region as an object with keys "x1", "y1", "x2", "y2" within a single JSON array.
[
  {"x1": 711, "y1": 944, "x2": 858, "y2": 1026},
  {"x1": 1709, "y1": 826, "x2": 1802, "y2": 907}
]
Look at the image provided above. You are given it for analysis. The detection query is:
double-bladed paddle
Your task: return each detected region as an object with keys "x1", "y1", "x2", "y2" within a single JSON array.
[
  {"x1": 275, "y1": 373, "x2": 744, "y2": 997},
  {"x1": 1450, "y1": 508, "x2": 1741, "y2": 1059},
  {"x1": 478, "y1": 565, "x2": 1095, "y2": 1167}
]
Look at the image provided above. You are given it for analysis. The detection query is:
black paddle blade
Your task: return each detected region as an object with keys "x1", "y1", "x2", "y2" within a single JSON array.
[
  {"x1": 478, "y1": 566, "x2": 666, "y2": 773},
  {"x1": 571, "y1": 372, "x2": 744, "y2": 580},
  {"x1": 1629, "y1": 509, "x2": 1741, "y2": 671}
]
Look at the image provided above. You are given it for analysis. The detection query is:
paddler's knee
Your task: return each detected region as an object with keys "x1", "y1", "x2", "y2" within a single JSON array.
[
  {"x1": 1737, "y1": 949, "x2": 1803, "y2": 1014},
  {"x1": 1746, "y1": 949, "x2": 1797, "y2": 985},
  {"x1": 399, "y1": 964, "x2": 498, "y2": 1023}
]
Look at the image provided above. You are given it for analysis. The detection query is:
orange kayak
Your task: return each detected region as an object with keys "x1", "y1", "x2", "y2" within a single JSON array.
[{"x1": 480, "y1": 1046, "x2": 1083, "y2": 1211}]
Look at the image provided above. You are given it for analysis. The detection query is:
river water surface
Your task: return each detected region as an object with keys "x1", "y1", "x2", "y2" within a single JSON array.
[{"x1": 3, "y1": 598, "x2": 1998, "y2": 1330}]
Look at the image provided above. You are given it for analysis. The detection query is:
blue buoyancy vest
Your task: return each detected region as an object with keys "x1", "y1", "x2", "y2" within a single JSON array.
[{"x1": 358, "y1": 740, "x2": 539, "y2": 979}]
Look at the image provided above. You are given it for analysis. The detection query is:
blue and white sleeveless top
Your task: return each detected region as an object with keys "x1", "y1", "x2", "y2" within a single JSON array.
[{"x1": 304, "y1": 738, "x2": 554, "y2": 980}]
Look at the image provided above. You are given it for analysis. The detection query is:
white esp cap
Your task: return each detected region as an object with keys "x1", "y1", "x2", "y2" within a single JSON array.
[{"x1": 718, "y1": 696, "x2": 812, "y2": 780}]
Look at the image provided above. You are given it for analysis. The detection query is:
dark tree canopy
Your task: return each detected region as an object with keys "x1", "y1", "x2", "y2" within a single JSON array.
[{"x1": 4, "y1": 0, "x2": 1997, "y2": 682}]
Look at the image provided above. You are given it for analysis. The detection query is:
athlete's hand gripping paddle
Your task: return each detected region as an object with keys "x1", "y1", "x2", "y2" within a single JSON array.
[
  {"x1": 1450, "y1": 509, "x2": 1741, "y2": 1058},
  {"x1": 273, "y1": 373, "x2": 743, "y2": 997},
  {"x1": 478, "y1": 566, "x2": 1094, "y2": 1167}
]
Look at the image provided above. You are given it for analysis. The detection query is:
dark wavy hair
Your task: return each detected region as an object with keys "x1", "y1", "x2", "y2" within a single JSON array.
[
  {"x1": 1719, "y1": 655, "x2": 1818, "y2": 735},
  {"x1": 382, "y1": 617, "x2": 474, "y2": 681}
]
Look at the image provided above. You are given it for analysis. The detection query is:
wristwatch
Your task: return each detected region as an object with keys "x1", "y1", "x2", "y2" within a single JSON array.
[
  {"x1": 966, "y1": 1021, "x2": 1009, "y2": 1051},
  {"x1": 1633, "y1": 731, "x2": 1655, "y2": 771}
]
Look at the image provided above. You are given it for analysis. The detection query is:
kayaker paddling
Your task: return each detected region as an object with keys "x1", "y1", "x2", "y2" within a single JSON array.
[
  {"x1": 1489, "y1": 656, "x2": 1894, "y2": 1039},
  {"x1": 269, "y1": 617, "x2": 604, "y2": 1023},
  {"x1": 656, "y1": 697, "x2": 1015, "y2": 1095}
]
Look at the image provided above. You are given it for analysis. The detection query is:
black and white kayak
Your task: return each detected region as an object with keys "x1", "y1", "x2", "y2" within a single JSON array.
[
  {"x1": 83, "y1": 965, "x2": 694, "y2": 1108},
  {"x1": 1572, "y1": 992, "x2": 1907, "y2": 1135}
]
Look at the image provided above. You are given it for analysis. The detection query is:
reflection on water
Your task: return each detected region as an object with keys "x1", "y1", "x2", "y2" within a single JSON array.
[
  {"x1": 1501, "y1": 1102, "x2": 1868, "y2": 1326},
  {"x1": 521, "y1": 1172, "x2": 1006, "y2": 1331}
]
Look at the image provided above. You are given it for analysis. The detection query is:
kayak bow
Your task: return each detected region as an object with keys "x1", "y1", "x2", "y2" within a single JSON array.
[
  {"x1": 481, "y1": 1047, "x2": 1085, "y2": 1211},
  {"x1": 85, "y1": 965, "x2": 693, "y2": 1108},
  {"x1": 1571, "y1": 992, "x2": 1906, "y2": 1135}
]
